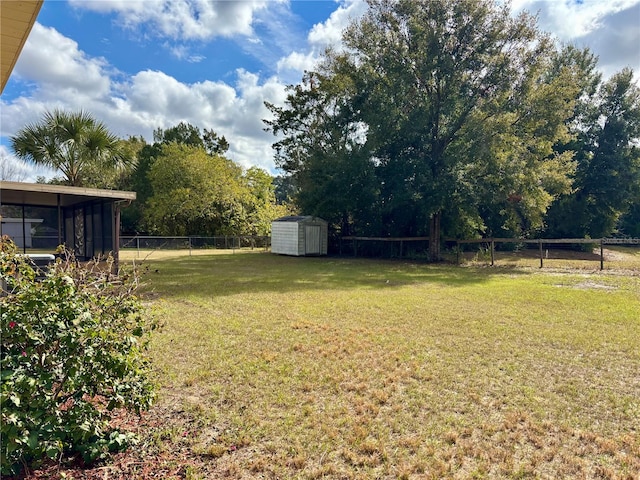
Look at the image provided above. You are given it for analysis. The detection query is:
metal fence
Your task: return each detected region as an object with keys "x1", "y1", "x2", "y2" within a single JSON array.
[
  {"x1": 119, "y1": 235, "x2": 270, "y2": 252},
  {"x1": 453, "y1": 237, "x2": 640, "y2": 269},
  {"x1": 339, "y1": 235, "x2": 640, "y2": 269}
]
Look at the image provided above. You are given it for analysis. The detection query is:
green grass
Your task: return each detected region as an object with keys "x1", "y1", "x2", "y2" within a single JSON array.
[{"x1": 127, "y1": 251, "x2": 639, "y2": 479}]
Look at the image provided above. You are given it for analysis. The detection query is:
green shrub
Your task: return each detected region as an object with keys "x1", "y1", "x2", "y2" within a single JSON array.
[{"x1": 1, "y1": 238, "x2": 158, "y2": 475}]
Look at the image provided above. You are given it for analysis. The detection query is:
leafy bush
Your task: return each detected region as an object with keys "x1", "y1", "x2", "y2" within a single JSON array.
[{"x1": 1, "y1": 237, "x2": 158, "y2": 475}]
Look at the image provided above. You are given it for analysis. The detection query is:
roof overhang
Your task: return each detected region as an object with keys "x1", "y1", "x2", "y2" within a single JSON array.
[
  {"x1": 1, "y1": 0, "x2": 43, "y2": 94},
  {"x1": 0, "y1": 181, "x2": 136, "y2": 208}
]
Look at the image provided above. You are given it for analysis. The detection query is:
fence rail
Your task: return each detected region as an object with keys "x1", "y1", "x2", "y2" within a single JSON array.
[
  {"x1": 453, "y1": 237, "x2": 640, "y2": 269},
  {"x1": 340, "y1": 235, "x2": 640, "y2": 269},
  {"x1": 119, "y1": 235, "x2": 270, "y2": 253}
]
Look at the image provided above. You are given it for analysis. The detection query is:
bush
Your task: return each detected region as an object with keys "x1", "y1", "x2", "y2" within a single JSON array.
[{"x1": 1, "y1": 238, "x2": 158, "y2": 475}]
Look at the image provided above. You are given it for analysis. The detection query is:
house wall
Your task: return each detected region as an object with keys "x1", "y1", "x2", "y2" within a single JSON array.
[{"x1": 1, "y1": 218, "x2": 43, "y2": 248}]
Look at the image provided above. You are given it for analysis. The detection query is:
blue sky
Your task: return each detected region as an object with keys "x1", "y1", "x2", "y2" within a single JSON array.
[{"x1": 1, "y1": 0, "x2": 639, "y2": 182}]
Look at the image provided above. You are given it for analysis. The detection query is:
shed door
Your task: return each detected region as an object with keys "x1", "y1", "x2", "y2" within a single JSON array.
[{"x1": 305, "y1": 225, "x2": 321, "y2": 255}]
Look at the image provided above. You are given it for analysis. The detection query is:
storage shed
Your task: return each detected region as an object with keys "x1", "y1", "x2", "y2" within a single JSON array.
[{"x1": 271, "y1": 216, "x2": 328, "y2": 256}]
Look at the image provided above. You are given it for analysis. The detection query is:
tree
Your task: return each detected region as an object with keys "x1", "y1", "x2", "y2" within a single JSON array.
[
  {"x1": 243, "y1": 167, "x2": 291, "y2": 235},
  {"x1": 546, "y1": 68, "x2": 640, "y2": 238},
  {"x1": 0, "y1": 153, "x2": 28, "y2": 182},
  {"x1": 268, "y1": 0, "x2": 578, "y2": 258},
  {"x1": 577, "y1": 69, "x2": 640, "y2": 237},
  {"x1": 266, "y1": 70, "x2": 381, "y2": 237},
  {"x1": 120, "y1": 123, "x2": 231, "y2": 234},
  {"x1": 273, "y1": 175, "x2": 297, "y2": 205},
  {"x1": 144, "y1": 143, "x2": 254, "y2": 236},
  {"x1": 153, "y1": 122, "x2": 229, "y2": 155},
  {"x1": 153, "y1": 122, "x2": 203, "y2": 148},
  {"x1": 10, "y1": 110, "x2": 125, "y2": 187}
]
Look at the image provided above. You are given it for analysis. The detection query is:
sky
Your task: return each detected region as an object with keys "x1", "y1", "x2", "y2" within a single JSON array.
[{"x1": 1, "y1": 0, "x2": 639, "y2": 183}]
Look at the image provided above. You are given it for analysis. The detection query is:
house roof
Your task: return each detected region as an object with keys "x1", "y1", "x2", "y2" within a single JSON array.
[
  {"x1": 0, "y1": 181, "x2": 136, "y2": 208},
  {"x1": 1, "y1": 1, "x2": 43, "y2": 94}
]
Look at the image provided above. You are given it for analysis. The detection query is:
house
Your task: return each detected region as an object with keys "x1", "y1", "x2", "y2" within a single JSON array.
[
  {"x1": 0, "y1": 181, "x2": 135, "y2": 265},
  {"x1": 0, "y1": 217, "x2": 43, "y2": 248}
]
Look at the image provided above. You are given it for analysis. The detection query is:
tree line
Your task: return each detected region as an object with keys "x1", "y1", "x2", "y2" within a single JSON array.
[
  {"x1": 9, "y1": 0, "x2": 639, "y2": 253},
  {"x1": 10, "y1": 117, "x2": 290, "y2": 236},
  {"x1": 265, "y1": 0, "x2": 640, "y2": 259}
]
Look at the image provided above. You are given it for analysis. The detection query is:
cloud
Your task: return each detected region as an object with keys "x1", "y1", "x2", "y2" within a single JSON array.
[
  {"x1": 277, "y1": 51, "x2": 317, "y2": 77},
  {"x1": 12, "y1": 24, "x2": 111, "y2": 99},
  {"x1": 576, "y1": 3, "x2": 640, "y2": 79},
  {"x1": 277, "y1": 0, "x2": 367, "y2": 79},
  {"x1": 68, "y1": 0, "x2": 274, "y2": 40},
  {"x1": 165, "y1": 43, "x2": 206, "y2": 63},
  {"x1": 512, "y1": 0, "x2": 639, "y2": 40},
  {"x1": 512, "y1": 0, "x2": 640, "y2": 81},
  {"x1": 0, "y1": 23, "x2": 287, "y2": 175},
  {"x1": 0, "y1": 146, "x2": 57, "y2": 183},
  {"x1": 308, "y1": 0, "x2": 367, "y2": 48}
]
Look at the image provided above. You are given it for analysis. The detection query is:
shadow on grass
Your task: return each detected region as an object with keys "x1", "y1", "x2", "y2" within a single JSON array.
[{"x1": 134, "y1": 252, "x2": 532, "y2": 299}]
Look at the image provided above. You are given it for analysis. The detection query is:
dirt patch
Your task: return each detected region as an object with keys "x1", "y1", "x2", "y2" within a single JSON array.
[{"x1": 555, "y1": 281, "x2": 618, "y2": 291}]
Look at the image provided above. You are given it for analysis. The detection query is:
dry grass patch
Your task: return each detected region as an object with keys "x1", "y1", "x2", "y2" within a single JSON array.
[{"x1": 18, "y1": 252, "x2": 640, "y2": 479}]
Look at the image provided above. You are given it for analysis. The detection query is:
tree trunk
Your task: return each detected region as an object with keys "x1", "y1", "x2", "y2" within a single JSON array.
[{"x1": 429, "y1": 211, "x2": 441, "y2": 262}]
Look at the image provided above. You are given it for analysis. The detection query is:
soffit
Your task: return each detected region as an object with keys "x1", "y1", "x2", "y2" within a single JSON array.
[
  {"x1": 0, "y1": 181, "x2": 136, "y2": 208},
  {"x1": 1, "y1": 1, "x2": 43, "y2": 93}
]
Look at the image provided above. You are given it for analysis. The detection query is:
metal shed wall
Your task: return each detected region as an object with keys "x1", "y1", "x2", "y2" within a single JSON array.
[{"x1": 271, "y1": 216, "x2": 328, "y2": 256}]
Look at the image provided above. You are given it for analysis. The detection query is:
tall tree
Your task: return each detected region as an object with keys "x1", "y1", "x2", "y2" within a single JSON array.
[
  {"x1": 10, "y1": 110, "x2": 125, "y2": 187},
  {"x1": 124, "y1": 123, "x2": 230, "y2": 233},
  {"x1": 268, "y1": 0, "x2": 578, "y2": 258},
  {"x1": 578, "y1": 69, "x2": 640, "y2": 237},
  {"x1": 243, "y1": 167, "x2": 291, "y2": 235},
  {"x1": 153, "y1": 122, "x2": 203, "y2": 148},
  {"x1": 153, "y1": 122, "x2": 229, "y2": 155},
  {"x1": 144, "y1": 143, "x2": 243, "y2": 235},
  {"x1": 266, "y1": 70, "x2": 380, "y2": 236},
  {"x1": 144, "y1": 144, "x2": 284, "y2": 236},
  {"x1": 546, "y1": 68, "x2": 640, "y2": 238}
]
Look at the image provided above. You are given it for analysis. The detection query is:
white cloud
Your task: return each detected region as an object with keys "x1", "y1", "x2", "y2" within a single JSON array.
[
  {"x1": 277, "y1": 0, "x2": 367, "y2": 79},
  {"x1": 0, "y1": 145, "x2": 57, "y2": 183},
  {"x1": 68, "y1": 0, "x2": 274, "y2": 40},
  {"x1": 575, "y1": 3, "x2": 640, "y2": 79},
  {"x1": 308, "y1": 0, "x2": 367, "y2": 48},
  {"x1": 512, "y1": 0, "x2": 640, "y2": 81},
  {"x1": 277, "y1": 51, "x2": 317, "y2": 77},
  {"x1": 1, "y1": 23, "x2": 288, "y2": 175},
  {"x1": 165, "y1": 43, "x2": 205, "y2": 63},
  {"x1": 12, "y1": 24, "x2": 111, "y2": 99},
  {"x1": 512, "y1": 0, "x2": 639, "y2": 40}
]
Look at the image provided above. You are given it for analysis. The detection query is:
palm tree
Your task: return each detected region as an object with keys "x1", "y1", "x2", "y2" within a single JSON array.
[{"x1": 10, "y1": 109, "x2": 125, "y2": 187}]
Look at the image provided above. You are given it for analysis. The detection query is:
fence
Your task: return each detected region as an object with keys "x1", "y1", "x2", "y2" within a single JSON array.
[
  {"x1": 340, "y1": 236, "x2": 431, "y2": 258},
  {"x1": 339, "y1": 235, "x2": 640, "y2": 270},
  {"x1": 120, "y1": 235, "x2": 270, "y2": 255},
  {"x1": 454, "y1": 237, "x2": 640, "y2": 270}
]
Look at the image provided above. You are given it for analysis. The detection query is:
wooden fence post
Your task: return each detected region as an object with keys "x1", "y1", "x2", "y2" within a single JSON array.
[
  {"x1": 490, "y1": 239, "x2": 495, "y2": 266},
  {"x1": 539, "y1": 239, "x2": 543, "y2": 268},
  {"x1": 600, "y1": 238, "x2": 604, "y2": 270}
]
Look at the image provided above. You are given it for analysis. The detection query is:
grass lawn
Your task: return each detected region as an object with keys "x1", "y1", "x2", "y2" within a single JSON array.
[
  {"x1": 115, "y1": 250, "x2": 639, "y2": 480},
  {"x1": 32, "y1": 250, "x2": 640, "y2": 479}
]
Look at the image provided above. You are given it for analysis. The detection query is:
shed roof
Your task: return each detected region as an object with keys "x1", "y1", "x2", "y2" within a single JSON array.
[
  {"x1": 0, "y1": 181, "x2": 136, "y2": 208},
  {"x1": 273, "y1": 215, "x2": 326, "y2": 223}
]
